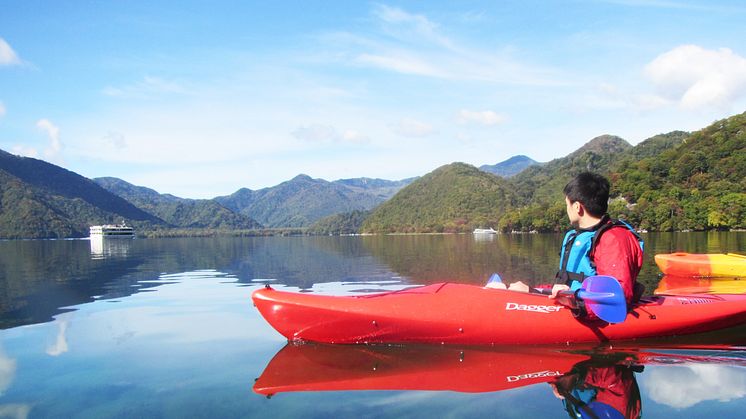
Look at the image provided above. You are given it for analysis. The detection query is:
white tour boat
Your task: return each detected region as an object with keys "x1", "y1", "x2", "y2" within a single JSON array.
[{"x1": 89, "y1": 222, "x2": 135, "y2": 238}]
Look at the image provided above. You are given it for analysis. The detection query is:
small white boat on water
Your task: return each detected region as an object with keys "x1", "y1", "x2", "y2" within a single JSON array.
[
  {"x1": 89, "y1": 222, "x2": 135, "y2": 238},
  {"x1": 473, "y1": 227, "x2": 497, "y2": 234}
]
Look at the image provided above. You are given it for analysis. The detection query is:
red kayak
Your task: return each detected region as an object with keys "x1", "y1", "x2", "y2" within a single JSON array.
[
  {"x1": 254, "y1": 342, "x2": 746, "y2": 396},
  {"x1": 253, "y1": 343, "x2": 591, "y2": 396},
  {"x1": 252, "y1": 283, "x2": 746, "y2": 345}
]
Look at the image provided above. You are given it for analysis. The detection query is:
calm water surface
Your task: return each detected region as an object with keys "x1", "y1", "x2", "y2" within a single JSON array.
[{"x1": 0, "y1": 233, "x2": 744, "y2": 418}]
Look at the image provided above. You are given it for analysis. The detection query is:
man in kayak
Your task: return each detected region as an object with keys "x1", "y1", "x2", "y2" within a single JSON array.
[{"x1": 550, "y1": 172, "x2": 644, "y2": 306}]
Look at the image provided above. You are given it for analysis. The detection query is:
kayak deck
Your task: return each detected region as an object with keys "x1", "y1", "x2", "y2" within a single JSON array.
[
  {"x1": 252, "y1": 283, "x2": 746, "y2": 345},
  {"x1": 655, "y1": 252, "x2": 746, "y2": 277}
]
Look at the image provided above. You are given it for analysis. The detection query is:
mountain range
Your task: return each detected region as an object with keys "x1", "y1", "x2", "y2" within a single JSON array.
[
  {"x1": 1, "y1": 110, "x2": 743, "y2": 238},
  {"x1": 214, "y1": 175, "x2": 414, "y2": 228}
]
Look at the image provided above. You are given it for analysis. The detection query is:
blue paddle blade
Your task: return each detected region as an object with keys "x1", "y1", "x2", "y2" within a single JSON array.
[
  {"x1": 579, "y1": 401, "x2": 624, "y2": 419},
  {"x1": 486, "y1": 273, "x2": 503, "y2": 285},
  {"x1": 577, "y1": 275, "x2": 627, "y2": 324}
]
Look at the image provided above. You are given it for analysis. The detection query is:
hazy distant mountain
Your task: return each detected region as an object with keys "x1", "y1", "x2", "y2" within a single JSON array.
[
  {"x1": 333, "y1": 177, "x2": 416, "y2": 198},
  {"x1": 479, "y1": 155, "x2": 540, "y2": 177},
  {"x1": 216, "y1": 175, "x2": 412, "y2": 228},
  {"x1": 94, "y1": 177, "x2": 262, "y2": 230},
  {"x1": 0, "y1": 150, "x2": 163, "y2": 238}
]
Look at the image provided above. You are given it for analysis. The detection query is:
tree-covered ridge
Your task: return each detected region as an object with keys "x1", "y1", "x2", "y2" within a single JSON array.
[
  {"x1": 509, "y1": 135, "x2": 631, "y2": 207},
  {"x1": 0, "y1": 150, "x2": 159, "y2": 223},
  {"x1": 308, "y1": 210, "x2": 371, "y2": 235},
  {"x1": 0, "y1": 152, "x2": 167, "y2": 239},
  {"x1": 610, "y1": 113, "x2": 746, "y2": 231},
  {"x1": 502, "y1": 114, "x2": 745, "y2": 232},
  {"x1": 361, "y1": 163, "x2": 515, "y2": 233},
  {"x1": 95, "y1": 177, "x2": 262, "y2": 230}
]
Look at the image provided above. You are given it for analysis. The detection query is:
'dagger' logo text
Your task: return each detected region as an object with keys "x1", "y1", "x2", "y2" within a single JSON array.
[
  {"x1": 507, "y1": 370, "x2": 563, "y2": 382},
  {"x1": 505, "y1": 302, "x2": 562, "y2": 314}
]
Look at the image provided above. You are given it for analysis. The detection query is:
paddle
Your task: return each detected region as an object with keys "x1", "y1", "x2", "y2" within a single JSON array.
[
  {"x1": 487, "y1": 272, "x2": 627, "y2": 323},
  {"x1": 555, "y1": 276, "x2": 627, "y2": 324}
]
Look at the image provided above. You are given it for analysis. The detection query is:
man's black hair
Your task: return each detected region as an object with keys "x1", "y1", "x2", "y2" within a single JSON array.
[{"x1": 563, "y1": 172, "x2": 609, "y2": 217}]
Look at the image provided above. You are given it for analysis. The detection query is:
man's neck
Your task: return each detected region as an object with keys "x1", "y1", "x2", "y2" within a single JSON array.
[{"x1": 577, "y1": 215, "x2": 604, "y2": 230}]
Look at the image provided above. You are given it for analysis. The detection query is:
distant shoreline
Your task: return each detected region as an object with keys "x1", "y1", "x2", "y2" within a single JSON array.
[{"x1": 4, "y1": 228, "x2": 745, "y2": 241}]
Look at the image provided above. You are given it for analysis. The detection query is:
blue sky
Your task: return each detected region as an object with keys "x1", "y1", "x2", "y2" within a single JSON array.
[{"x1": 1, "y1": 1, "x2": 745, "y2": 198}]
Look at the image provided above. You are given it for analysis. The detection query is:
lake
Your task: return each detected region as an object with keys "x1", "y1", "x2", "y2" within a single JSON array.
[{"x1": 0, "y1": 232, "x2": 744, "y2": 418}]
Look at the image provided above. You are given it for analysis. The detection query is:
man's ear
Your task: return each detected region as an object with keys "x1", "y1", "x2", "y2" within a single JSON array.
[{"x1": 575, "y1": 201, "x2": 585, "y2": 216}]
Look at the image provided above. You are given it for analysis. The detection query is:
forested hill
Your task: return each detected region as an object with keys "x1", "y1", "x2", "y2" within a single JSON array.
[
  {"x1": 0, "y1": 150, "x2": 163, "y2": 238},
  {"x1": 361, "y1": 163, "x2": 515, "y2": 233},
  {"x1": 497, "y1": 132, "x2": 689, "y2": 232},
  {"x1": 509, "y1": 135, "x2": 631, "y2": 208},
  {"x1": 94, "y1": 177, "x2": 262, "y2": 230},
  {"x1": 609, "y1": 113, "x2": 746, "y2": 231}
]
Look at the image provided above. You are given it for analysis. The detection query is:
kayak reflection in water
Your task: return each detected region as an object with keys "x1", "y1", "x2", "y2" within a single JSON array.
[{"x1": 550, "y1": 353, "x2": 642, "y2": 419}]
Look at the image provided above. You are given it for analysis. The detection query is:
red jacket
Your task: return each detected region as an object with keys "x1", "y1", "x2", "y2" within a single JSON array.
[{"x1": 593, "y1": 226, "x2": 644, "y2": 304}]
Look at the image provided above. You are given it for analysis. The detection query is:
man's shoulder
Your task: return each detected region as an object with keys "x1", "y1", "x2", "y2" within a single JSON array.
[{"x1": 597, "y1": 224, "x2": 642, "y2": 250}]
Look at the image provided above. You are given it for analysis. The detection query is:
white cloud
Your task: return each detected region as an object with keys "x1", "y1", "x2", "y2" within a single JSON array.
[
  {"x1": 356, "y1": 52, "x2": 447, "y2": 78},
  {"x1": 372, "y1": 4, "x2": 452, "y2": 48},
  {"x1": 330, "y1": 6, "x2": 558, "y2": 86},
  {"x1": 583, "y1": 83, "x2": 674, "y2": 112},
  {"x1": 645, "y1": 364, "x2": 746, "y2": 408},
  {"x1": 0, "y1": 38, "x2": 21, "y2": 66},
  {"x1": 11, "y1": 145, "x2": 38, "y2": 158},
  {"x1": 292, "y1": 124, "x2": 370, "y2": 144},
  {"x1": 0, "y1": 345, "x2": 16, "y2": 395},
  {"x1": 645, "y1": 45, "x2": 746, "y2": 109},
  {"x1": 341, "y1": 129, "x2": 369, "y2": 143},
  {"x1": 0, "y1": 404, "x2": 31, "y2": 419},
  {"x1": 0, "y1": 101, "x2": 5, "y2": 118},
  {"x1": 102, "y1": 76, "x2": 189, "y2": 99},
  {"x1": 374, "y1": 5, "x2": 435, "y2": 31},
  {"x1": 46, "y1": 316, "x2": 70, "y2": 357},
  {"x1": 601, "y1": 0, "x2": 746, "y2": 12},
  {"x1": 390, "y1": 118, "x2": 434, "y2": 137},
  {"x1": 351, "y1": 41, "x2": 556, "y2": 86},
  {"x1": 102, "y1": 131, "x2": 127, "y2": 149},
  {"x1": 458, "y1": 109, "x2": 507, "y2": 126},
  {"x1": 36, "y1": 118, "x2": 63, "y2": 162},
  {"x1": 292, "y1": 124, "x2": 338, "y2": 143}
]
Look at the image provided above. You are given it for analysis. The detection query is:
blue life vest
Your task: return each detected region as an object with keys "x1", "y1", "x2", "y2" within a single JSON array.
[{"x1": 556, "y1": 216, "x2": 643, "y2": 291}]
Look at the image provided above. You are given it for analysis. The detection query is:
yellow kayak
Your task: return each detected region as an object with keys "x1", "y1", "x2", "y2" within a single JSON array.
[
  {"x1": 655, "y1": 275, "x2": 746, "y2": 295},
  {"x1": 654, "y1": 252, "x2": 746, "y2": 277}
]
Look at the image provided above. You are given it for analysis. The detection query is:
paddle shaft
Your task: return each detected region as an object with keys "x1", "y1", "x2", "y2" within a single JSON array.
[{"x1": 555, "y1": 290, "x2": 580, "y2": 310}]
